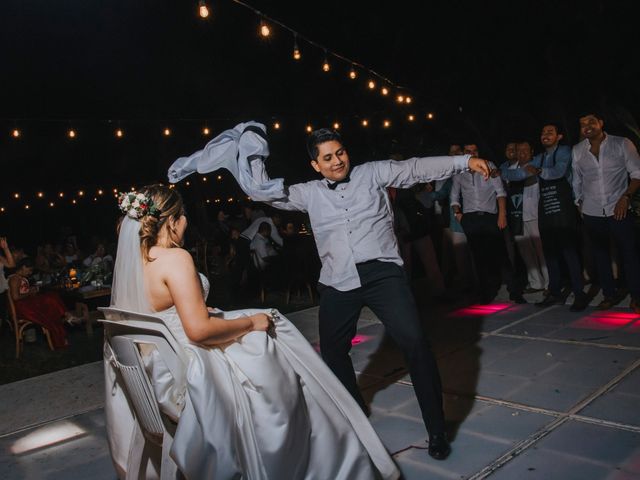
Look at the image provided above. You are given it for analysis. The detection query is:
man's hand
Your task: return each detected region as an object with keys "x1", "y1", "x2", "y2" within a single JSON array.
[
  {"x1": 614, "y1": 195, "x2": 630, "y2": 220},
  {"x1": 468, "y1": 157, "x2": 491, "y2": 179},
  {"x1": 524, "y1": 165, "x2": 540, "y2": 176},
  {"x1": 498, "y1": 213, "x2": 507, "y2": 230},
  {"x1": 454, "y1": 212, "x2": 463, "y2": 223}
]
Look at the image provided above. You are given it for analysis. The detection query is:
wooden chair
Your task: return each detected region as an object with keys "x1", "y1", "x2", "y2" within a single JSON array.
[
  {"x1": 249, "y1": 250, "x2": 266, "y2": 303},
  {"x1": 6, "y1": 292, "x2": 54, "y2": 359}
]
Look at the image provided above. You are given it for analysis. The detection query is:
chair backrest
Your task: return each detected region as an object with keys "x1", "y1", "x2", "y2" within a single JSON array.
[{"x1": 100, "y1": 307, "x2": 189, "y2": 439}]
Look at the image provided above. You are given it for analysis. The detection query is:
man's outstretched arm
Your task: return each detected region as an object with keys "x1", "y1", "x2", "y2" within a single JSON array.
[{"x1": 249, "y1": 158, "x2": 309, "y2": 212}]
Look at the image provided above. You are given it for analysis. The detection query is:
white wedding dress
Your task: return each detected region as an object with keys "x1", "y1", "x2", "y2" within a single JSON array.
[{"x1": 105, "y1": 273, "x2": 399, "y2": 480}]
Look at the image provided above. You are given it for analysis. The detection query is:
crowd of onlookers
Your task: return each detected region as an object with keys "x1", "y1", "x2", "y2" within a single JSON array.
[{"x1": 390, "y1": 111, "x2": 640, "y2": 314}]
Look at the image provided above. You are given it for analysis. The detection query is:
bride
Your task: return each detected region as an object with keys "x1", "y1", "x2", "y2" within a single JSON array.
[{"x1": 106, "y1": 184, "x2": 399, "y2": 479}]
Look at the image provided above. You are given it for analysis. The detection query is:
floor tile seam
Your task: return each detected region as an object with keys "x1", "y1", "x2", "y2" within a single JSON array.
[
  {"x1": 569, "y1": 414, "x2": 640, "y2": 433},
  {"x1": 485, "y1": 306, "x2": 559, "y2": 336},
  {"x1": 0, "y1": 404, "x2": 105, "y2": 439},
  {"x1": 0, "y1": 361, "x2": 103, "y2": 391},
  {"x1": 487, "y1": 332, "x2": 640, "y2": 352}
]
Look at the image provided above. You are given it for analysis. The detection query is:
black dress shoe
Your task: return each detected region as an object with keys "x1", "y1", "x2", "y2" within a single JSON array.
[
  {"x1": 428, "y1": 433, "x2": 451, "y2": 460},
  {"x1": 509, "y1": 293, "x2": 527, "y2": 304},
  {"x1": 535, "y1": 294, "x2": 564, "y2": 307},
  {"x1": 569, "y1": 293, "x2": 589, "y2": 312}
]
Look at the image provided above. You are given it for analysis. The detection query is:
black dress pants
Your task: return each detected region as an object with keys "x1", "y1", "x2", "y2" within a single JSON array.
[{"x1": 318, "y1": 260, "x2": 445, "y2": 435}]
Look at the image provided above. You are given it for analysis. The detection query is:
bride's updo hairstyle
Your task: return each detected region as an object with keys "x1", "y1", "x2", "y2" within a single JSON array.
[{"x1": 138, "y1": 184, "x2": 185, "y2": 262}]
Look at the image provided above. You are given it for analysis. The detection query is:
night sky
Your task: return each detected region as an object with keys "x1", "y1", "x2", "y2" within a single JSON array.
[{"x1": 1, "y1": 0, "x2": 639, "y2": 241}]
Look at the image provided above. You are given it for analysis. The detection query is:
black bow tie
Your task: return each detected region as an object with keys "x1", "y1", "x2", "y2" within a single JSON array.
[{"x1": 327, "y1": 174, "x2": 351, "y2": 190}]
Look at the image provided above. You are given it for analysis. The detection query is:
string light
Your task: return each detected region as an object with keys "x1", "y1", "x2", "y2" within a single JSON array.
[
  {"x1": 427, "y1": 112, "x2": 435, "y2": 120},
  {"x1": 305, "y1": 125, "x2": 313, "y2": 133},
  {"x1": 273, "y1": 122, "x2": 281, "y2": 130},
  {"x1": 405, "y1": 96, "x2": 412, "y2": 104},
  {"x1": 396, "y1": 95, "x2": 404, "y2": 103},
  {"x1": 115, "y1": 128, "x2": 123, "y2": 138},
  {"x1": 112, "y1": 188, "x2": 118, "y2": 193},
  {"x1": 93, "y1": 197, "x2": 98, "y2": 202},
  {"x1": 202, "y1": 176, "x2": 208, "y2": 182},
  {"x1": 333, "y1": 122, "x2": 340, "y2": 130},
  {"x1": 185, "y1": 181, "x2": 190, "y2": 186},
  {"x1": 368, "y1": 80, "x2": 376, "y2": 90},
  {"x1": 259, "y1": 20, "x2": 271, "y2": 37},
  {"x1": 59, "y1": 192, "x2": 65, "y2": 198},
  {"x1": 198, "y1": 0, "x2": 210, "y2": 19},
  {"x1": 361, "y1": 119, "x2": 369, "y2": 127},
  {"x1": 408, "y1": 114, "x2": 415, "y2": 122},
  {"x1": 49, "y1": 202, "x2": 55, "y2": 207},
  {"x1": 203, "y1": 127, "x2": 210, "y2": 135},
  {"x1": 68, "y1": 129, "x2": 76, "y2": 139},
  {"x1": 383, "y1": 120, "x2": 391, "y2": 128},
  {"x1": 12, "y1": 129, "x2": 20, "y2": 138},
  {"x1": 24, "y1": 205, "x2": 30, "y2": 210},
  {"x1": 217, "y1": 175, "x2": 222, "y2": 180},
  {"x1": 293, "y1": 35, "x2": 301, "y2": 60},
  {"x1": 349, "y1": 66, "x2": 357, "y2": 79},
  {"x1": 381, "y1": 87, "x2": 389, "y2": 96},
  {"x1": 322, "y1": 51, "x2": 330, "y2": 72},
  {"x1": 206, "y1": 199, "x2": 211, "y2": 204},
  {"x1": 0, "y1": 207, "x2": 4, "y2": 213},
  {"x1": 163, "y1": 128, "x2": 171, "y2": 136},
  {"x1": 97, "y1": 189, "x2": 103, "y2": 195},
  {"x1": 13, "y1": 193, "x2": 19, "y2": 199},
  {"x1": 37, "y1": 192, "x2": 44, "y2": 198},
  {"x1": 78, "y1": 190, "x2": 84, "y2": 197},
  {"x1": 72, "y1": 199, "x2": 77, "y2": 205}
]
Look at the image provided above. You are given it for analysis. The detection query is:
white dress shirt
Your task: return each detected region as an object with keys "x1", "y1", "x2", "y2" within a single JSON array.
[
  {"x1": 450, "y1": 163, "x2": 506, "y2": 214},
  {"x1": 251, "y1": 155, "x2": 470, "y2": 291},
  {"x1": 572, "y1": 134, "x2": 640, "y2": 217}
]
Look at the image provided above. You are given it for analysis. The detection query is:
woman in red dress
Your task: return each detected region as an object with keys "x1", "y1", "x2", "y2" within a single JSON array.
[{"x1": 8, "y1": 258, "x2": 70, "y2": 349}]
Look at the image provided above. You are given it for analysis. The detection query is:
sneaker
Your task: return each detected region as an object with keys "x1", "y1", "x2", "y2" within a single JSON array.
[{"x1": 427, "y1": 433, "x2": 451, "y2": 460}]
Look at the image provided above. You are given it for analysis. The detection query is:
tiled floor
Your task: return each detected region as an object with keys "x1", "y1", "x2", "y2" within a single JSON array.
[{"x1": 1, "y1": 296, "x2": 640, "y2": 479}]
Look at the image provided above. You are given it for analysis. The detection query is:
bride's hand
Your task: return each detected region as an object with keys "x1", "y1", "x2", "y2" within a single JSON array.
[{"x1": 250, "y1": 313, "x2": 275, "y2": 336}]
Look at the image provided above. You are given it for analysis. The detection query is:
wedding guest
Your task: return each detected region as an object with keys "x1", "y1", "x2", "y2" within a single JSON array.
[
  {"x1": 83, "y1": 243, "x2": 113, "y2": 269},
  {"x1": 572, "y1": 111, "x2": 640, "y2": 313},
  {"x1": 8, "y1": 258, "x2": 77, "y2": 349},
  {"x1": 249, "y1": 222, "x2": 280, "y2": 271},
  {"x1": 0, "y1": 237, "x2": 16, "y2": 322}
]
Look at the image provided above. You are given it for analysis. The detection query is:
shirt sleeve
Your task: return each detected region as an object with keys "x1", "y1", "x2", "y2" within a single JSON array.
[
  {"x1": 571, "y1": 147, "x2": 583, "y2": 205},
  {"x1": 501, "y1": 164, "x2": 529, "y2": 182},
  {"x1": 491, "y1": 173, "x2": 507, "y2": 198},
  {"x1": 372, "y1": 155, "x2": 469, "y2": 189},
  {"x1": 623, "y1": 138, "x2": 640, "y2": 180},
  {"x1": 540, "y1": 146, "x2": 572, "y2": 180},
  {"x1": 249, "y1": 159, "x2": 309, "y2": 211},
  {"x1": 450, "y1": 175, "x2": 462, "y2": 208}
]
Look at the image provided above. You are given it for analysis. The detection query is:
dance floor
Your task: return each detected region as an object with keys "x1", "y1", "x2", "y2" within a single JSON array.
[{"x1": 1, "y1": 291, "x2": 639, "y2": 479}]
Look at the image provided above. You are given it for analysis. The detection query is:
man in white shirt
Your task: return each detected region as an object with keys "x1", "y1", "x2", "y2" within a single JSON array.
[
  {"x1": 251, "y1": 128, "x2": 491, "y2": 460},
  {"x1": 572, "y1": 111, "x2": 640, "y2": 313},
  {"x1": 249, "y1": 222, "x2": 279, "y2": 271}
]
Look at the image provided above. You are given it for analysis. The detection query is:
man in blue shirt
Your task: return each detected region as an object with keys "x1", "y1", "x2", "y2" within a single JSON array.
[{"x1": 252, "y1": 128, "x2": 491, "y2": 460}]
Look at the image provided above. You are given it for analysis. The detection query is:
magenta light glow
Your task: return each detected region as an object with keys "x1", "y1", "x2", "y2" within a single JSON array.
[
  {"x1": 571, "y1": 311, "x2": 639, "y2": 330},
  {"x1": 351, "y1": 334, "x2": 373, "y2": 346},
  {"x1": 449, "y1": 303, "x2": 512, "y2": 317}
]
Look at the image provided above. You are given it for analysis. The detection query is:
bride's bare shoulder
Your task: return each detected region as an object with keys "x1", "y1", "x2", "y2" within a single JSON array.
[{"x1": 149, "y1": 247, "x2": 194, "y2": 267}]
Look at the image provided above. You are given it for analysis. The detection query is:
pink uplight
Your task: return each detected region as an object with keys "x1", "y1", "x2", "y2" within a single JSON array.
[
  {"x1": 449, "y1": 303, "x2": 512, "y2": 317},
  {"x1": 571, "y1": 311, "x2": 639, "y2": 330},
  {"x1": 351, "y1": 334, "x2": 373, "y2": 346}
]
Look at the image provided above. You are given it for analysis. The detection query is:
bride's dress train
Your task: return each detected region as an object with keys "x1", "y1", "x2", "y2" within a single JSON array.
[{"x1": 105, "y1": 274, "x2": 399, "y2": 479}]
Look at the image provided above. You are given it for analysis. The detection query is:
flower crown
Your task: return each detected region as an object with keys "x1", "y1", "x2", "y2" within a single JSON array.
[{"x1": 118, "y1": 191, "x2": 161, "y2": 220}]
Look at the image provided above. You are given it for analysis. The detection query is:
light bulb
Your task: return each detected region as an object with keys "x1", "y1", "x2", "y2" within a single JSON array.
[
  {"x1": 349, "y1": 68, "x2": 357, "y2": 79},
  {"x1": 59, "y1": 192, "x2": 65, "y2": 198},
  {"x1": 322, "y1": 60, "x2": 330, "y2": 72},
  {"x1": 381, "y1": 87, "x2": 389, "y2": 96},
  {"x1": 163, "y1": 128, "x2": 171, "y2": 136},
  {"x1": 217, "y1": 175, "x2": 222, "y2": 180},
  {"x1": 78, "y1": 190, "x2": 84, "y2": 196},
  {"x1": 37, "y1": 192, "x2": 44, "y2": 198},
  {"x1": 13, "y1": 193, "x2": 19, "y2": 199},
  {"x1": 115, "y1": 128, "x2": 123, "y2": 138},
  {"x1": 408, "y1": 114, "x2": 415, "y2": 121},
  {"x1": 25, "y1": 205, "x2": 30, "y2": 210},
  {"x1": 333, "y1": 122, "x2": 340, "y2": 130},
  {"x1": 293, "y1": 48, "x2": 301, "y2": 60},
  {"x1": 405, "y1": 96, "x2": 412, "y2": 104},
  {"x1": 368, "y1": 80, "x2": 376, "y2": 90},
  {"x1": 427, "y1": 112, "x2": 434, "y2": 120},
  {"x1": 202, "y1": 176, "x2": 207, "y2": 182},
  {"x1": 12, "y1": 129, "x2": 20, "y2": 138},
  {"x1": 68, "y1": 129, "x2": 76, "y2": 138},
  {"x1": 396, "y1": 95, "x2": 404, "y2": 103},
  {"x1": 306, "y1": 125, "x2": 313, "y2": 133},
  {"x1": 203, "y1": 127, "x2": 210, "y2": 135},
  {"x1": 260, "y1": 22, "x2": 270, "y2": 37},
  {"x1": 98, "y1": 189, "x2": 103, "y2": 195},
  {"x1": 49, "y1": 202, "x2": 55, "y2": 207},
  {"x1": 72, "y1": 199, "x2": 77, "y2": 205},
  {"x1": 198, "y1": 1, "x2": 210, "y2": 18},
  {"x1": 361, "y1": 119, "x2": 369, "y2": 127},
  {"x1": 383, "y1": 120, "x2": 391, "y2": 128},
  {"x1": 274, "y1": 122, "x2": 281, "y2": 130}
]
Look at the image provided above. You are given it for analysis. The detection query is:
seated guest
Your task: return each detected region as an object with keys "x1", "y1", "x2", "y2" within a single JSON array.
[
  {"x1": 572, "y1": 111, "x2": 640, "y2": 313},
  {"x1": 0, "y1": 236, "x2": 16, "y2": 322},
  {"x1": 282, "y1": 222, "x2": 297, "y2": 237},
  {"x1": 8, "y1": 258, "x2": 77, "y2": 349},
  {"x1": 241, "y1": 215, "x2": 284, "y2": 248},
  {"x1": 249, "y1": 222, "x2": 280, "y2": 271},
  {"x1": 35, "y1": 243, "x2": 65, "y2": 275},
  {"x1": 63, "y1": 242, "x2": 80, "y2": 265},
  {"x1": 83, "y1": 243, "x2": 114, "y2": 270}
]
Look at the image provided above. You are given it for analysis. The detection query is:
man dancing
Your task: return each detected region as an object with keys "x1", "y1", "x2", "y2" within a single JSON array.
[{"x1": 250, "y1": 128, "x2": 491, "y2": 460}]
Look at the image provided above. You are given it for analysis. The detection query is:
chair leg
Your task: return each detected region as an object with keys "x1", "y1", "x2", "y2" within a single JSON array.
[
  {"x1": 285, "y1": 286, "x2": 291, "y2": 305},
  {"x1": 15, "y1": 331, "x2": 21, "y2": 359},
  {"x1": 306, "y1": 283, "x2": 314, "y2": 302},
  {"x1": 44, "y1": 329, "x2": 54, "y2": 351}
]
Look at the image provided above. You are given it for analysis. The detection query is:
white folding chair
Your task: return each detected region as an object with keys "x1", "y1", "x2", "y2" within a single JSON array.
[{"x1": 100, "y1": 307, "x2": 189, "y2": 480}]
